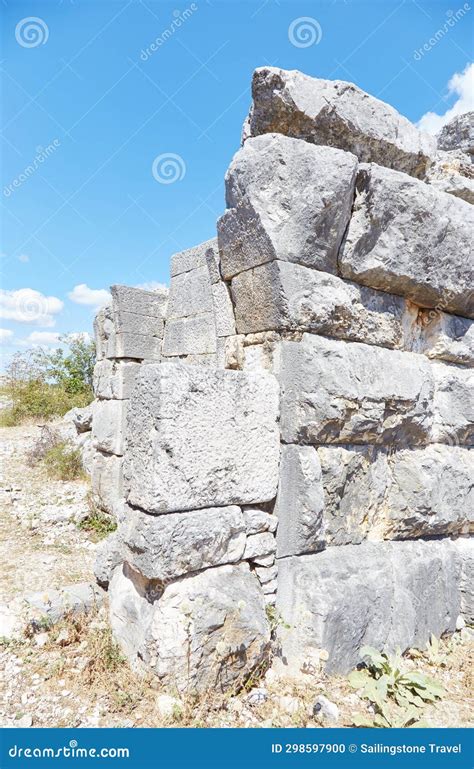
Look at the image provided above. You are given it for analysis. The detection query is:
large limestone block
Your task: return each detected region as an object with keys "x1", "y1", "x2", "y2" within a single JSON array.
[
  {"x1": 92, "y1": 399, "x2": 127, "y2": 456},
  {"x1": 231, "y1": 260, "x2": 408, "y2": 347},
  {"x1": 453, "y1": 538, "x2": 474, "y2": 624},
  {"x1": 425, "y1": 150, "x2": 474, "y2": 205},
  {"x1": 170, "y1": 238, "x2": 218, "y2": 278},
  {"x1": 382, "y1": 445, "x2": 474, "y2": 538},
  {"x1": 317, "y1": 445, "x2": 388, "y2": 545},
  {"x1": 120, "y1": 505, "x2": 246, "y2": 581},
  {"x1": 125, "y1": 363, "x2": 280, "y2": 513},
  {"x1": 93, "y1": 305, "x2": 114, "y2": 361},
  {"x1": 106, "y1": 332, "x2": 161, "y2": 361},
  {"x1": 91, "y1": 451, "x2": 123, "y2": 516},
  {"x1": 111, "y1": 284, "x2": 168, "y2": 322},
  {"x1": 247, "y1": 67, "x2": 435, "y2": 178},
  {"x1": 212, "y1": 282, "x2": 236, "y2": 337},
  {"x1": 431, "y1": 362, "x2": 474, "y2": 445},
  {"x1": 109, "y1": 561, "x2": 270, "y2": 692},
  {"x1": 167, "y1": 266, "x2": 213, "y2": 319},
  {"x1": 93, "y1": 359, "x2": 141, "y2": 400},
  {"x1": 437, "y1": 112, "x2": 474, "y2": 157},
  {"x1": 94, "y1": 532, "x2": 124, "y2": 588},
  {"x1": 409, "y1": 308, "x2": 474, "y2": 367},
  {"x1": 276, "y1": 540, "x2": 461, "y2": 674},
  {"x1": 274, "y1": 445, "x2": 324, "y2": 558},
  {"x1": 162, "y1": 314, "x2": 217, "y2": 356},
  {"x1": 217, "y1": 134, "x2": 357, "y2": 279},
  {"x1": 279, "y1": 334, "x2": 434, "y2": 445},
  {"x1": 339, "y1": 164, "x2": 474, "y2": 319}
]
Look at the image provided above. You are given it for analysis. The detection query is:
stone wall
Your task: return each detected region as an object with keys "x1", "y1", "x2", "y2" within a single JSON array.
[{"x1": 91, "y1": 67, "x2": 473, "y2": 691}]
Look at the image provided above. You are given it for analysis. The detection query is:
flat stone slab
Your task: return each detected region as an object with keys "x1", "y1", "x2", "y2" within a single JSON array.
[
  {"x1": 247, "y1": 67, "x2": 435, "y2": 178},
  {"x1": 162, "y1": 314, "x2": 217, "y2": 356},
  {"x1": 431, "y1": 362, "x2": 474, "y2": 445},
  {"x1": 92, "y1": 399, "x2": 127, "y2": 456},
  {"x1": 339, "y1": 163, "x2": 474, "y2": 319},
  {"x1": 218, "y1": 133, "x2": 357, "y2": 279},
  {"x1": 125, "y1": 362, "x2": 280, "y2": 513},
  {"x1": 93, "y1": 359, "x2": 141, "y2": 400},
  {"x1": 91, "y1": 450, "x2": 123, "y2": 516}
]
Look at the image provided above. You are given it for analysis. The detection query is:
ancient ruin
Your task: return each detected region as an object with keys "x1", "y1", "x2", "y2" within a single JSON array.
[{"x1": 88, "y1": 67, "x2": 474, "y2": 692}]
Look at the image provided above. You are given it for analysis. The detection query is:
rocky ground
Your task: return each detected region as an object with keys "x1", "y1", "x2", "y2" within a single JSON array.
[{"x1": 1, "y1": 422, "x2": 473, "y2": 729}]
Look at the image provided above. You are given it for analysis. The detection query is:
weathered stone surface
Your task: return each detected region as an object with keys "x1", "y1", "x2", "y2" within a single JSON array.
[
  {"x1": 120, "y1": 505, "x2": 246, "y2": 581},
  {"x1": 218, "y1": 134, "x2": 357, "y2": 279},
  {"x1": 453, "y1": 538, "x2": 474, "y2": 624},
  {"x1": 243, "y1": 532, "x2": 277, "y2": 560},
  {"x1": 212, "y1": 282, "x2": 236, "y2": 337},
  {"x1": 409, "y1": 308, "x2": 474, "y2": 367},
  {"x1": 426, "y1": 150, "x2": 474, "y2": 204},
  {"x1": 317, "y1": 445, "x2": 387, "y2": 545},
  {"x1": 63, "y1": 404, "x2": 93, "y2": 433},
  {"x1": 111, "y1": 284, "x2": 168, "y2": 320},
  {"x1": 431, "y1": 362, "x2": 474, "y2": 445},
  {"x1": 437, "y1": 112, "x2": 474, "y2": 157},
  {"x1": 247, "y1": 67, "x2": 435, "y2": 177},
  {"x1": 25, "y1": 582, "x2": 105, "y2": 625},
  {"x1": 91, "y1": 451, "x2": 123, "y2": 516},
  {"x1": 162, "y1": 315, "x2": 217, "y2": 356},
  {"x1": 340, "y1": 164, "x2": 474, "y2": 319},
  {"x1": 106, "y1": 332, "x2": 161, "y2": 361},
  {"x1": 243, "y1": 508, "x2": 278, "y2": 535},
  {"x1": 231, "y1": 260, "x2": 409, "y2": 347},
  {"x1": 167, "y1": 266, "x2": 213, "y2": 319},
  {"x1": 279, "y1": 334, "x2": 434, "y2": 445},
  {"x1": 94, "y1": 532, "x2": 124, "y2": 588},
  {"x1": 94, "y1": 305, "x2": 113, "y2": 361},
  {"x1": 170, "y1": 238, "x2": 217, "y2": 278},
  {"x1": 109, "y1": 561, "x2": 270, "y2": 692},
  {"x1": 204, "y1": 239, "x2": 221, "y2": 283},
  {"x1": 382, "y1": 445, "x2": 474, "y2": 538},
  {"x1": 255, "y1": 564, "x2": 278, "y2": 584},
  {"x1": 125, "y1": 363, "x2": 280, "y2": 513},
  {"x1": 274, "y1": 445, "x2": 324, "y2": 557},
  {"x1": 93, "y1": 359, "x2": 141, "y2": 400},
  {"x1": 276, "y1": 540, "x2": 461, "y2": 674},
  {"x1": 92, "y1": 399, "x2": 127, "y2": 456}
]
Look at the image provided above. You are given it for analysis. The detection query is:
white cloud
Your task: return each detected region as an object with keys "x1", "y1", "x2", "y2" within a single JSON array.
[
  {"x1": 68, "y1": 284, "x2": 111, "y2": 308},
  {"x1": 0, "y1": 328, "x2": 14, "y2": 343},
  {"x1": 26, "y1": 331, "x2": 61, "y2": 346},
  {"x1": 0, "y1": 288, "x2": 64, "y2": 327},
  {"x1": 67, "y1": 331, "x2": 92, "y2": 344},
  {"x1": 417, "y1": 62, "x2": 474, "y2": 135},
  {"x1": 135, "y1": 281, "x2": 168, "y2": 293}
]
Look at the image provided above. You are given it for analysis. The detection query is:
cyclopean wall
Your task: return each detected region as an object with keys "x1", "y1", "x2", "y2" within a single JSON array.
[{"x1": 91, "y1": 67, "x2": 474, "y2": 692}]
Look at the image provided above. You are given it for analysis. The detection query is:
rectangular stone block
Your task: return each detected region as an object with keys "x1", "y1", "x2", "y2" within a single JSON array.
[
  {"x1": 231, "y1": 260, "x2": 408, "y2": 347},
  {"x1": 248, "y1": 67, "x2": 435, "y2": 178},
  {"x1": 274, "y1": 445, "x2": 324, "y2": 558},
  {"x1": 162, "y1": 314, "x2": 217, "y2": 356},
  {"x1": 410, "y1": 308, "x2": 474, "y2": 367},
  {"x1": 92, "y1": 399, "x2": 128, "y2": 456},
  {"x1": 93, "y1": 359, "x2": 141, "y2": 400},
  {"x1": 106, "y1": 332, "x2": 161, "y2": 361},
  {"x1": 453, "y1": 538, "x2": 474, "y2": 624},
  {"x1": 340, "y1": 164, "x2": 474, "y2": 319},
  {"x1": 91, "y1": 451, "x2": 123, "y2": 516},
  {"x1": 170, "y1": 238, "x2": 217, "y2": 278},
  {"x1": 218, "y1": 134, "x2": 357, "y2": 279},
  {"x1": 167, "y1": 266, "x2": 213, "y2": 319},
  {"x1": 276, "y1": 540, "x2": 461, "y2": 674},
  {"x1": 212, "y1": 282, "x2": 236, "y2": 337},
  {"x1": 124, "y1": 363, "x2": 280, "y2": 513},
  {"x1": 112, "y1": 310, "x2": 165, "y2": 338},
  {"x1": 204, "y1": 239, "x2": 221, "y2": 283},
  {"x1": 111, "y1": 284, "x2": 168, "y2": 320},
  {"x1": 243, "y1": 532, "x2": 277, "y2": 560},
  {"x1": 431, "y1": 362, "x2": 474, "y2": 445},
  {"x1": 93, "y1": 305, "x2": 113, "y2": 361},
  {"x1": 120, "y1": 505, "x2": 246, "y2": 581},
  {"x1": 279, "y1": 334, "x2": 434, "y2": 445}
]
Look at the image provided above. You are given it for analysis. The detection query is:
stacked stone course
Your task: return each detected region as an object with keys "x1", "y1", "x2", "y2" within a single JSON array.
[{"x1": 91, "y1": 67, "x2": 474, "y2": 690}]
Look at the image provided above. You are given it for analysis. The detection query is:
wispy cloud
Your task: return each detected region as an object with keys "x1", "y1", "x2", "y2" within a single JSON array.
[
  {"x1": 0, "y1": 288, "x2": 64, "y2": 327},
  {"x1": 25, "y1": 331, "x2": 62, "y2": 346},
  {"x1": 0, "y1": 329, "x2": 14, "y2": 343},
  {"x1": 68, "y1": 284, "x2": 111, "y2": 308},
  {"x1": 417, "y1": 62, "x2": 474, "y2": 135}
]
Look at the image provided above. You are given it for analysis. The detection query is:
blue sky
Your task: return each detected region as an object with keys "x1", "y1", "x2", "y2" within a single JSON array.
[{"x1": 1, "y1": 0, "x2": 473, "y2": 360}]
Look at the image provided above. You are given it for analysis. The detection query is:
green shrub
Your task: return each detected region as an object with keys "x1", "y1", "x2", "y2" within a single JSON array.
[{"x1": 42, "y1": 441, "x2": 85, "y2": 481}]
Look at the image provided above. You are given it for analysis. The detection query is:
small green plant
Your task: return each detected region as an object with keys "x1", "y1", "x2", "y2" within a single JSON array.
[
  {"x1": 265, "y1": 604, "x2": 291, "y2": 632},
  {"x1": 349, "y1": 646, "x2": 444, "y2": 728},
  {"x1": 78, "y1": 494, "x2": 117, "y2": 540},
  {"x1": 43, "y1": 442, "x2": 85, "y2": 481}
]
